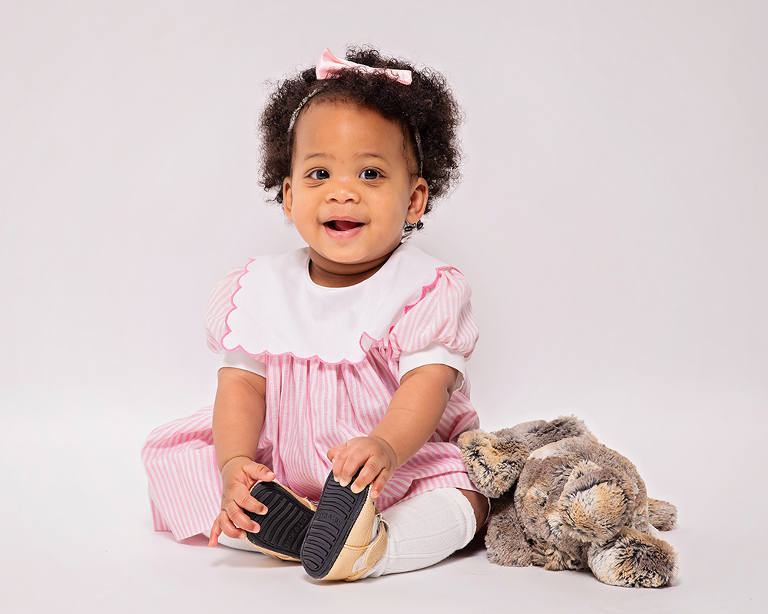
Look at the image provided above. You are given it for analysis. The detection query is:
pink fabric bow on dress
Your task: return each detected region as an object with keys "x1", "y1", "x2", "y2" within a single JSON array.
[{"x1": 316, "y1": 48, "x2": 412, "y2": 85}]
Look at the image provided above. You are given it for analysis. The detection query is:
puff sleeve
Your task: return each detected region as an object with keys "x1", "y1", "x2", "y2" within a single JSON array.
[
  {"x1": 204, "y1": 264, "x2": 266, "y2": 378},
  {"x1": 387, "y1": 268, "x2": 479, "y2": 387}
]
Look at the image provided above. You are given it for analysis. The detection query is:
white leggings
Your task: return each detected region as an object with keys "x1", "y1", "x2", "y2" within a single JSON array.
[
  {"x1": 209, "y1": 487, "x2": 477, "y2": 577},
  {"x1": 365, "y1": 486, "x2": 476, "y2": 577}
]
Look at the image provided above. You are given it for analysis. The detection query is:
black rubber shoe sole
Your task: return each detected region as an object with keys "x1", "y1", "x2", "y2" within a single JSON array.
[
  {"x1": 300, "y1": 469, "x2": 370, "y2": 579},
  {"x1": 244, "y1": 482, "x2": 315, "y2": 560}
]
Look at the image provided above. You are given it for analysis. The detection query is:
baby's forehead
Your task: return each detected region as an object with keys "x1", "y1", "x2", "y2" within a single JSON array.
[
  {"x1": 293, "y1": 100, "x2": 417, "y2": 168},
  {"x1": 297, "y1": 99, "x2": 402, "y2": 133}
]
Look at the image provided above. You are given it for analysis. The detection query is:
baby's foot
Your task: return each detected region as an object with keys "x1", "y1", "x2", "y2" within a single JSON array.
[
  {"x1": 300, "y1": 470, "x2": 388, "y2": 581},
  {"x1": 243, "y1": 481, "x2": 316, "y2": 562}
]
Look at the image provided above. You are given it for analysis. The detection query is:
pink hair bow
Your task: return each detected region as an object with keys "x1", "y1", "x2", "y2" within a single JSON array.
[{"x1": 316, "y1": 48, "x2": 412, "y2": 85}]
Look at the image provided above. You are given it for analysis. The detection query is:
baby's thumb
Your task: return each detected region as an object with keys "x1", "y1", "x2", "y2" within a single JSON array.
[
  {"x1": 245, "y1": 462, "x2": 275, "y2": 482},
  {"x1": 327, "y1": 443, "x2": 344, "y2": 461}
]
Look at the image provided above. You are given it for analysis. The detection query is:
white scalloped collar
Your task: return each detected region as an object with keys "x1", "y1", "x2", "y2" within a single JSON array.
[{"x1": 220, "y1": 242, "x2": 449, "y2": 364}]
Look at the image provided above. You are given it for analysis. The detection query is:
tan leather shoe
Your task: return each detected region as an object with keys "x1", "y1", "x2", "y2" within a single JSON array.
[
  {"x1": 301, "y1": 471, "x2": 388, "y2": 581},
  {"x1": 244, "y1": 481, "x2": 316, "y2": 562}
]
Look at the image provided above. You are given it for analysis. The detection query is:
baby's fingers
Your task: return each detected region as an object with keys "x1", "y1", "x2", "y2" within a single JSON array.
[
  {"x1": 233, "y1": 483, "x2": 268, "y2": 516},
  {"x1": 208, "y1": 517, "x2": 223, "y2": 547},
  {"x1": 211, "y1": 510, "x2": 245, "y2": 543},
  {"x1": 334, "y1": 446, "x2": 369, "y2": 488},
  {"x1": 242, "y1": 462, "x2": 275, "y2": 485},
  {"x1": 327, "y1": 442, "x2": 346, "y2": 463},
  {"x1": 350, "y1": 460, "x2": 390, "y2": 496},
  {"x1": 223, "y1": 495, "x2": 263, "y2": 533},
  {"x1": 368, "y1": 471, "x2": 391, "y2": 499}
]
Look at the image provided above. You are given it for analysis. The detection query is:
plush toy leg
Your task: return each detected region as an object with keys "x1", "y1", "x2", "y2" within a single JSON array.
[
  {"x1": 485, "y1": 492, "x2": 543, "y2": 567},
  {"x1": 647, "y1": 498, "x2": 677, "y2": 531},
  {"x1": 457, "y1": 430, "x2": 530, "y2": 499},
  {"x1": 587, "y1": 526, "x2": 678, "y2": 588}
]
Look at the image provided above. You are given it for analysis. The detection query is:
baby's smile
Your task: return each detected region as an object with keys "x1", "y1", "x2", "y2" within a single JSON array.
[
  {"x1": 323, "y1": 219, "x2": 365, "y2": 241},
  {"x1": 324, "y1": 219, "x2": 364, "y2": 232}
]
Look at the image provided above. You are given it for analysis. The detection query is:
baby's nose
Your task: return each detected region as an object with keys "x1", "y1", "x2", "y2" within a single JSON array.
[{"x1": 326, "y1": 178, "x2": 360, "y2": 203}]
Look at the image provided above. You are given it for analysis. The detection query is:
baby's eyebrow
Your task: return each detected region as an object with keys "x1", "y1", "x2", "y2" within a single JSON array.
[
  {"x1": 303, "y1": 152, "x2": 334, "y2": 162},
  {"x1": 301, "y1": 152, "x2": 389, "y2": 163},
  {"x1": 355, "y1": 152, "x2": 388, "y2": 162}
]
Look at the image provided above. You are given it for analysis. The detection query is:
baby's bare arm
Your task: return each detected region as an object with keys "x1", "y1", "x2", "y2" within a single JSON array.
[
  {"x1": 328, "y1": 363, "x2": 458, "y2": 498},
  {"x1": 213, "y1": 367, "x2": 267, "y2": 470},
  {"x1": 209, "y1": 367, "x2": 273, "y2": 545}
]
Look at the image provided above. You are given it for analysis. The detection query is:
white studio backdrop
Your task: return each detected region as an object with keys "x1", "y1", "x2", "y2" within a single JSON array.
[{"x1": 0, "y1": 2, "x2": 767, "y2": 610}]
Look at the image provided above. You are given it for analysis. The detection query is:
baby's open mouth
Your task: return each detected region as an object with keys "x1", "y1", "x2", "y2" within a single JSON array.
[{"x1": 325, "y1": 220, "x2": 363, "y2": 231}]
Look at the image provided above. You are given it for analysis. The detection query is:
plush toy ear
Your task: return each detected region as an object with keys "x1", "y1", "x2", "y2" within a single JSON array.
[{"x1": 457, "y1": 430, "x2": 530, "y2": 498}]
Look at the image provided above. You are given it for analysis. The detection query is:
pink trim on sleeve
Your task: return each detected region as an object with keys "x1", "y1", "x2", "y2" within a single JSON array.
[
  {"x1": 218, "y1": 259, "x2": 253, "y2": 353},
  {"x1": 403, "y1": 266, "x2": 455, "y2": 314},
  {"x1": 205, "y1": 261, "x2": 252, "y2": 354},
  {"x1": 387, "y1": 267, "x2": 479, "y2": 363}
]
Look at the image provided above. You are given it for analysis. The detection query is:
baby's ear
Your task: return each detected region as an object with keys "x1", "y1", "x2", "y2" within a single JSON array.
[
  {"x1": 282, "y1": 177, "x2": 294, "y2": 220},
  {"x1": 406, "y1": 177, "x2": 428, "y2": 223},
  {"x1": 458, "y1": 430, "x2": 530, "y2": 499}
]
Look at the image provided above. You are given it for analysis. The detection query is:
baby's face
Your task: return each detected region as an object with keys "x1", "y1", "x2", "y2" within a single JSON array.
[{"x1": 283, "y1": 100, "x2": 426, "y2": 285}]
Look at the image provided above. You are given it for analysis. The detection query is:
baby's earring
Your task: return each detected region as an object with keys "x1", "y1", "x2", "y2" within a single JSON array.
[{"x1": 403, "y1": 220, "x2": 424, "y2": 235}]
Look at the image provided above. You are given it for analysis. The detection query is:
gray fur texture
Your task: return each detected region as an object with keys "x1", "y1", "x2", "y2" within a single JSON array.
[{"x1": 457, "y1": 416, "x2": 678, "y2": 588}]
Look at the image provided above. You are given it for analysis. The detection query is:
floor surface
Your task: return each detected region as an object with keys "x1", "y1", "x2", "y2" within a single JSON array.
[{"x1": 2, "y1": 404, "x2": 765, "y2": 614}]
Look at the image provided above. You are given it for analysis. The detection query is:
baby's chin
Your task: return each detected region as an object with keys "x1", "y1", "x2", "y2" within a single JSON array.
[
  {"x1": 311, "y1": 242, "x2": 401, "y2": 266},
  {"x1": 308, "y1": 247, "x2": 398, "y2": 275}
]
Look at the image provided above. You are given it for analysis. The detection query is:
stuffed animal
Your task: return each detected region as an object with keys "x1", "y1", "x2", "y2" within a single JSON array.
[{"x1": 457, "y1": 416, "x2": 678, "y2": 588}]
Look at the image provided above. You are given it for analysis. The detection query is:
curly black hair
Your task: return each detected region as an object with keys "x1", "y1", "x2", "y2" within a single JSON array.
[{"x1": 258, "y1": 46, "x2": 463, "y2": 217}]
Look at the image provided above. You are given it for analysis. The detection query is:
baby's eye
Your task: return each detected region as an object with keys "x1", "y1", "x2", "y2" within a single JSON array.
[
  {"x1": 359, "y1": 169, "x2": 380, "y2": 180},
  {"x1": 309, "y1": 169, "x2": 330, "y2": 180}
]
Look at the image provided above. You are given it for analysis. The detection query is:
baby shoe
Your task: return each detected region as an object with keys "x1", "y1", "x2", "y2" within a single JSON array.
[
  {"x1": 300, "y1": 470, "x2": 388, "y2": 581},
  {"x1": 243, "y1": 481, "x2": 316, "y2": 562}
]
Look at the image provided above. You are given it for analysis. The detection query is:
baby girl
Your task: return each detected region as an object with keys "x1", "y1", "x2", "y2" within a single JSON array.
[{"x1": 142, "y1": 47, "x2": 488, "y2": 581}]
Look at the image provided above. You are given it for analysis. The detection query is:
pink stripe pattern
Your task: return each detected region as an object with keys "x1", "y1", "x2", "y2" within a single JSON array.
[{"x1": 143, "y1": 266, "x2": 481, "y2": 541}]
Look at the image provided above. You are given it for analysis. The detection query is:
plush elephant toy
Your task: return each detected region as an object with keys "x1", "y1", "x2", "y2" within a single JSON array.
[{"x1": 457, "y1": 416, "x2": 678, "y2": 588}]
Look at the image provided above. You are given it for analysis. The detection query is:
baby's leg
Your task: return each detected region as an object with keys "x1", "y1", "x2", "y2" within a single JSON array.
[
  {"x1": 457, "y1": 488, "x2": 490, "y2": 531},
  {"x1": 364, "y1": 488, "x2": 478, "y2": 578}
]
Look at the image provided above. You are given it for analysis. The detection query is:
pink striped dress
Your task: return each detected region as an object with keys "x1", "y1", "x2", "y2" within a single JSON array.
[{"x1": 142, "y1": 242, "x2": 481, "y2": 541}]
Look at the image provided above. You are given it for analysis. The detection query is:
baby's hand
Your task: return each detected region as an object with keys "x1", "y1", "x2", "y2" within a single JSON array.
[
  {"x1": 208, "y1": 457, "x2": 275, "y2": 547},
  {"x1": 327, "y1": 436, "x2": 397, "y2": 499}
]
